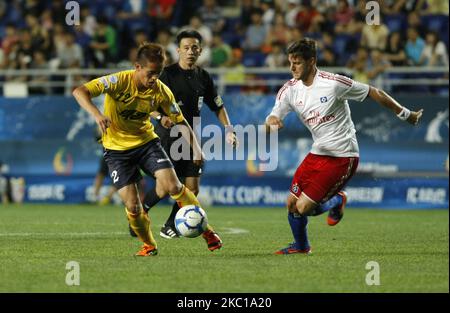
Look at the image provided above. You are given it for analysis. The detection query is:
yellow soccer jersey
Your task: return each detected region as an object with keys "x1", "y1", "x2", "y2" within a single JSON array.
[{"x1": 84, "y1": 70, "x2": 184, "y2": 150}]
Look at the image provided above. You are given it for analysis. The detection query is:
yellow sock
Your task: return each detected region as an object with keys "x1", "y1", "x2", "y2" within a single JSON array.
[
  {"x1": 204, "y1": 224, "x2": 214, "y2": 233},
  {"x1": 171, "y1": 185, "x2": 214, "y2": 233},
  {"x1": 125, "y1": 207, "x2": 157, "y2": 248},
  {"x1": 171, "y1": 185, "x2": 200, "y2": 207}
]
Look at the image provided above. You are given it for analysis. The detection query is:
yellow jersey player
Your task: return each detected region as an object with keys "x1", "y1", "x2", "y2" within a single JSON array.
[{"x1": 72, "y1": 42, "x2": 222, "y2": 256}]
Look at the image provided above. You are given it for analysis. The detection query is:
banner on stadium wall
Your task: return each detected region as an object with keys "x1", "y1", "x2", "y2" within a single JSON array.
[
  {"x1": 9, "y1": 175, "x2": 449, "y2": 209},
  {"x1": 0, "y1": 95, "x2": 449, "y2": 176},
  {"x1": 199, "y1": 176, "x2": 449, "y2": 209}
]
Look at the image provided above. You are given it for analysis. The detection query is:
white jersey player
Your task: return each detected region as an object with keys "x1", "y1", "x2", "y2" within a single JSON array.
[
  {"x1": 265, "y1": 38, "x2": 423, "y2": 255},
  {"x1": 272, "y1": 70, "x2": 370, "y2": 157}
]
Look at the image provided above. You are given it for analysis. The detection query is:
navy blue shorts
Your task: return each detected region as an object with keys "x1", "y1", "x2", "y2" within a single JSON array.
[
  {"x1": 103, "y1": 139, "x2": 174, "y2": 190},
  {"x1": 98, "y1": 156, "x2": 109, "y2": 176}
]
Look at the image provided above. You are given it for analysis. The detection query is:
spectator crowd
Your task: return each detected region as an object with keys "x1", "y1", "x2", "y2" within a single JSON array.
[{"x1": 0, "y1": 0, "x2": 448, "y2": 92}]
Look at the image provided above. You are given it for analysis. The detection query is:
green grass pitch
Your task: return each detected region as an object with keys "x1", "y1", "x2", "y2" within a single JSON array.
[{"x1": 0, "y1": 204, "x2": 448, "y2": 292}]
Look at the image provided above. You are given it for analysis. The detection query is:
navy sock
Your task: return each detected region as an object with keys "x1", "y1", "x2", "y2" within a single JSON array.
[
  {"x1": 310, "y1": 193, "x2": 343, "y2": 216},
  {"x1": 143, "y1": 188, "x2": 161, "y2": 213},
  {"x1": 165, "y1": 202, "x2": 180, "y2": 228},
  {"x1": 288, "y1": 212, "x2": 310, "y2": 250}
]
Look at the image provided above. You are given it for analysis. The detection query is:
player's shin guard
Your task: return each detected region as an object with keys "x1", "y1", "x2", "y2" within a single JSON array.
[
  {"x1": 125, "y1": 207, "x2": 157, "y2": 248},
  {"x1": 310, "y1": 193, "x2": 344, "y2": 216},
  {"x1": 288, "y1": 212, "x2": 310, "y2": 250}
]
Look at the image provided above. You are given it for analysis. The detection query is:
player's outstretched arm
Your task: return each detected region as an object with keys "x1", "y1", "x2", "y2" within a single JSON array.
[
  {"x1": 368, "y1": 86, "x2": 424, "y2": 126},
  {"x1": 73, "y1": 85, "x2": 111, "y2": 134},
  {"x1": 265, "y1": 115, "x2": 284, "y2": 132}
]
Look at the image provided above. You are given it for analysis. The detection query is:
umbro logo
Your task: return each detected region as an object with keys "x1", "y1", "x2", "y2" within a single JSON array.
[{"x1": 320, "y1": 97, "x2": 328, "y2": 103}]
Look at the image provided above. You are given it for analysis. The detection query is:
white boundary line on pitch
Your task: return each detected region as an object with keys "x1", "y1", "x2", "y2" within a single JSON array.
[{"x1": 220, "y1": 227, "x2": 250, "y2": 234}]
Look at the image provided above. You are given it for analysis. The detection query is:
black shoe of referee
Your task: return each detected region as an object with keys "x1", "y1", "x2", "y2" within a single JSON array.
[{"x1": 159, "y1": 224, "x2": 180, "y2": 239}]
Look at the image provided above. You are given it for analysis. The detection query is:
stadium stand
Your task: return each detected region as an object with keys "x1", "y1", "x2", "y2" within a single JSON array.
[{"x1": 0, "y1": 1, "x2": 448, "y2": 98}]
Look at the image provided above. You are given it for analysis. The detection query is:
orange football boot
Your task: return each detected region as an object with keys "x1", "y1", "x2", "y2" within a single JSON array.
[
  {"x1": 202, "y1": 230, "x2": 223, "y2": 251},
  {"x1": 135, "y1": 244, "x2": 158, "y2": 256}
]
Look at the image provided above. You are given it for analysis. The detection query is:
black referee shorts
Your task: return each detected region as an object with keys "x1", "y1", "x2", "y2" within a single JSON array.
[
  {"x1": 103, "y1": 138, "x2": 174, "y2": 190},
  {"x1": 155, "y1": 123, "x2": 203, "y2": 178},
  {"x1": 173, "y1": 158, "x2": 203, "y2": 178}
]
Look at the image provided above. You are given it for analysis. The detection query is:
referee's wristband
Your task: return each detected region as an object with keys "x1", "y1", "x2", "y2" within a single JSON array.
[{"x1": 397, "y1": 107, "x2": 411, "y2": 121}]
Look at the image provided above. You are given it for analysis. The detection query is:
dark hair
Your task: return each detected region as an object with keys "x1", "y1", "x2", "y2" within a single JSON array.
[
  {"x1": 286, "y1": 38, "x2": 317, "y2": 60},
  {"x1": 96, "y1": 15, "x2": 109, "y2": 25},
  {"x1": 176, "y1": 30, "x2": 203, "y2": 46},
  {"x1": 135, "y1": 28, "x2": 147, "y2": 35},
  {"x1": 136, "y1": 42, "x2": 166, "y2": 65},
  {"x1": 426, "y1": 30, "x2": 439, "y2": 42}
]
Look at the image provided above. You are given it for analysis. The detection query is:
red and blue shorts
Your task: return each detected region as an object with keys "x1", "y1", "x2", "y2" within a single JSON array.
[{"x1": 290, "y1": 153, "x2": 359, "y2": 203}]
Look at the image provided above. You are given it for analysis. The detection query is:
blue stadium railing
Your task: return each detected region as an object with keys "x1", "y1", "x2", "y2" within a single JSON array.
[{"x1": 0, "y1": 66, "x2": 448, "y2": 97}]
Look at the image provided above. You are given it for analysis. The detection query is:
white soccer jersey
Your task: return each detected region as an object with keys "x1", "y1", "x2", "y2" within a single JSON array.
[{"x1": 268, "y1": 70, "x2": 370, "y2": 157}]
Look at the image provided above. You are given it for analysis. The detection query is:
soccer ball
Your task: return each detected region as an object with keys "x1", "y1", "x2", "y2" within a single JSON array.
[{"x1": 175, "y1": 205, "x2": 208, "y2": 238}]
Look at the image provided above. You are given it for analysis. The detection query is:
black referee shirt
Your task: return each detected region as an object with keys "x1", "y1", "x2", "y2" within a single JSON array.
[{"x1": 158, "y1": 62, "x2": 223, "y2": 129}]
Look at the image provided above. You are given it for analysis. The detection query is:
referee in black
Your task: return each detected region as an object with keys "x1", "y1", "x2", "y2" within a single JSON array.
[{"x1": 130, "y1": 30, "x2": 237, "y2": 239}]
